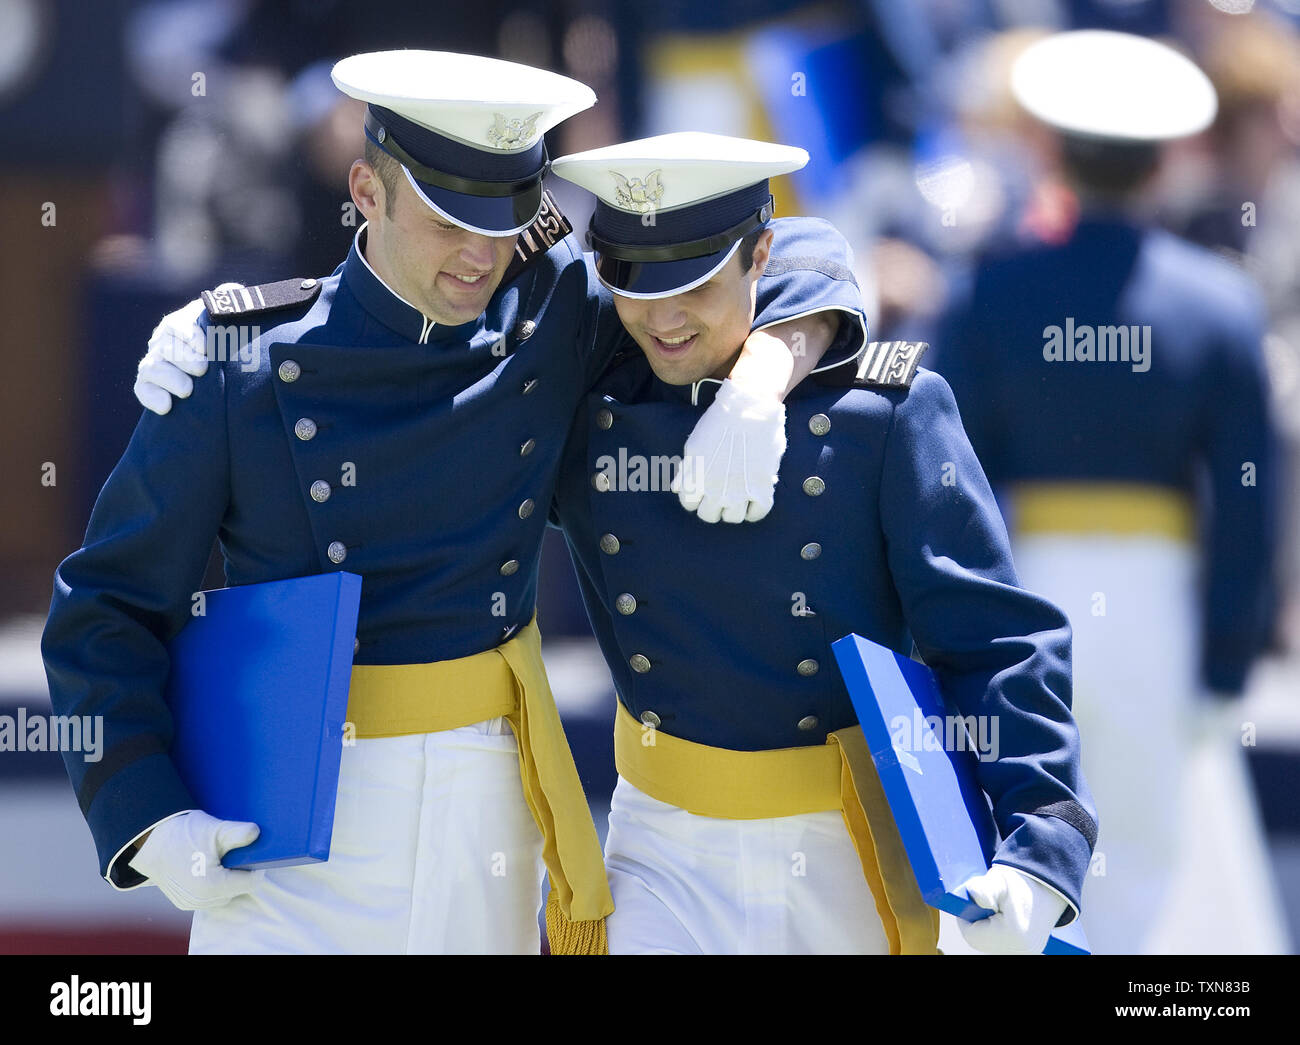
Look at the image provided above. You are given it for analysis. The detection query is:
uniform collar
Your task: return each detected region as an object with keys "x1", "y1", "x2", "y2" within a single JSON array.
[
  {"x1": 678, "y1": 376, "x2": 724, "y2": 409},
  {"x1": 341, "y1": 223, "x2": 484, "y2": 345},
  {"x1": 655, "y1": 334, "x2": 870, "y2": 409}
]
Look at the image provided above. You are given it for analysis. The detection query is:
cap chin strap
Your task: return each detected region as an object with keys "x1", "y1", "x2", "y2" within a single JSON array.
[
  {"x1": 364, "y1": 110, "x2": 549, "y2": 198},
  {"x1": 587, "y1": 197, "x2": 774, "y2": 263}
]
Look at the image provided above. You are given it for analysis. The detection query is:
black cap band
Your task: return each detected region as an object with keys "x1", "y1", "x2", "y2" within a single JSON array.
[
  {"x1": 364, "y1": 109, "x2": 549, "y2": 199},
  {"x1": 587, "y1": 196, "x2": 775, "y2": 263}
]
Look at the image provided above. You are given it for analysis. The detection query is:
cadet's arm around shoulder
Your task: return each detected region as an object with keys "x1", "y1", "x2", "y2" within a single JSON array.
[
  {"x1": 730, "y1": 311, "x2": 841, "y2": 401},
  {"x1": 42, "y1": 358, "x2": 234, "y2": 888},
  {"x1": 743, "y1": 215, "x2": 869, "y2": 397},
  {"x1": 135, "y1": 282, "x2": 254, "y2": 415}
]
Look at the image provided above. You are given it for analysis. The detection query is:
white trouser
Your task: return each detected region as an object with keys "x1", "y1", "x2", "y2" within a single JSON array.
[
  {"x1": 603, "y1": 775, "x2": 891, "y2": 955},
  {"x1": 1014, "y1": 534, "x2": 1285, "y2": 954},
  {"x1": 189, "y1": 717, "x2": 545, "y2": 954}
]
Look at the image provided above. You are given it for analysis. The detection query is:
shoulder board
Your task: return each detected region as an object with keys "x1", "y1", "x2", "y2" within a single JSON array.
[
  {"x1": 202, "y1": 278, "x2": 322, "y2": 319},
  {"x1": 502, "y1": 189, "x2": 573, "y2": 287},
  {"x1": 815, "y1": 340, "x2": 928, "y2": 389}
]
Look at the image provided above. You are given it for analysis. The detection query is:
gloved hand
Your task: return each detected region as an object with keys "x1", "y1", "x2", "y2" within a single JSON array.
[
  {"x1": 133, "y1": 284, "x2": 243, "y2": 415},
  {"x1": 128, "y1": 810, "x2": 265, "y2": 910},
  {"x1": 673, "y1": 378, "x2": 787, "y2": 523},
  {"x1": 956, "y1": 863, "x2": 1068, "y2": 955}
]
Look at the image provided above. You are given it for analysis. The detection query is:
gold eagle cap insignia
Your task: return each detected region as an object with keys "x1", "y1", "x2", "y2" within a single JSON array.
[
  {"x1": 610, "y1": 169, "x2": 665, "y2": 213},
  {"x1": 487, "y1": 111, "x2": 543, "y2": 149}
]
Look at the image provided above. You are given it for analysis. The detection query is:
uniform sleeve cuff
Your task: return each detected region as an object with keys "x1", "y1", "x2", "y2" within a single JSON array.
[
  {"x1": 753, "y1": 306, "x2": 868, "y2": 374},
  {"x1": 992, "y1": 860, "x2": 1080, "y2": 927},
  {"x1": 105, "y1": 809, "x2": 195, "y2": 892}
]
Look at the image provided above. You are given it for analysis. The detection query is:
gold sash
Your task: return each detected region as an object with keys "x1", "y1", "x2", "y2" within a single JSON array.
[
  {"x1": 348, "y1": 618, "x2": 614, "y2": 954},
  {"x1": 613, "y1": 701, "x2": 939, "y2": 954},
  {"x1": 1010, "y1": 481, "x2": 1194, "y2": 541}
]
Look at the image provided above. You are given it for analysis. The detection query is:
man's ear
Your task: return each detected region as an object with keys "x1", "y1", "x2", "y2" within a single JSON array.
[
  {"x1": 750, "y1": 228, "x2": 775, "y2": 278},
  {"x1": 350, "y1": 160, "x2": 386, "y2": 221}
]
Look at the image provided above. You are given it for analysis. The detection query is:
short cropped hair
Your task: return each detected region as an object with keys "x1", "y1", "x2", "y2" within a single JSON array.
[
  {"x1": 1059, "y1": 133, "x2": 1159, "y2": 198},
  {"x1": 363, "y1": 139, "x2": 403, "y2": 218},
  {"x1": 736, "y1": 225, "x2": 766, "y2": 273}
]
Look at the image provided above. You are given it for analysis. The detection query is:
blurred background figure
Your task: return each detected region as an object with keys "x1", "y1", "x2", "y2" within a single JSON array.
[
  {"x1": 3, "y1": 0, "x2": 1299, "y2": 954},
  {"x1": 934, "y1": 28, "x2": 1286, "y2": 953},
  {"x1": 1166, "y1": 8, "x2": 1300, "y2": 651}
]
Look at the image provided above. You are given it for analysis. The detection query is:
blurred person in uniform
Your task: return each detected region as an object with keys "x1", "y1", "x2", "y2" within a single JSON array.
[
  {"x1": 1170, "y1": 10, "x2": 1300, "y2": 650},
  {"x1": 544, "y1": 133, "x2": 1097, "y2": 955},
  {"x1": 934, "y1": 30, "x2": 1284, "y2": 954},
  {"x1": 42, "y1": 51, "x2": 836, "y2": 955}
]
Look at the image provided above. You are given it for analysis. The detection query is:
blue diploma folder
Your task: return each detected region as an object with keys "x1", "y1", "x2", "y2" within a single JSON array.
[
  {"x1": 165, "y1": 572, "x2": 362, "y2": 869},
  {"x1": 831, "y1": 633, "x2": 1089, "y2": 955}
]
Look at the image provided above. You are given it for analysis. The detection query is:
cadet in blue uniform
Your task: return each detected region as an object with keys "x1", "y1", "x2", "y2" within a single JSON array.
[
  {"x1": 41, "y1": 52, "x2": 837, "y2": 955},
  {"x1": 935, "y1": 31, "x2": 1283, "y2": 953},
  {"x1": 545, "y1": 133, "x2": 1098, "y2": 954}
]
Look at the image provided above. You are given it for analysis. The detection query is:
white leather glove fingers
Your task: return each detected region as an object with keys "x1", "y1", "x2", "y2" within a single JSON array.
[
  {"x1": 957, "y1": 864, "x2": 1068, "y2": 955},
  {"x1": 128, "y1": 810, "x2": 265, "y2": 911},
  {"x1": 134, "y1": 284, "x2": 243, "y2": 414},
  {"x1": 672, "y1": 378, "x2": 787, "y2": 524}
]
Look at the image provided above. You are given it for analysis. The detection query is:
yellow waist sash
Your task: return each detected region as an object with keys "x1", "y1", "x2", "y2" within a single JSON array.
[
  {"x1": 613, "y1": 702, "x2": 940, "y2": 955},
  {"x1": 348, "y1": 618, "x2": 613, "y2": 955},
  {"x1": 1010, "y1": 481, "x2": 1194, "y2": 541}
]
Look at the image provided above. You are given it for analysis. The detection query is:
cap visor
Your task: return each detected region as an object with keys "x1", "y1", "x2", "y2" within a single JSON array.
[
  {"x1": 403, "y1": 167, "x2": 543, "y2": 237},
  {"x1": 594, "y1": 239, "x2": 741, "y2": 299}
]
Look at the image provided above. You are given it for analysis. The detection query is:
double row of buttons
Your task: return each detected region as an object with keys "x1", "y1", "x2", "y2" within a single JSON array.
[{"x1": 610, "y1": 408, "x2": 835, "y2": 729}]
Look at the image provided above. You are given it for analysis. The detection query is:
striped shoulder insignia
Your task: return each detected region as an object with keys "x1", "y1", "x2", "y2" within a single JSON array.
[
  {"x1": 202, "y1": 277, "x2": 322, "y2": 318},
  {"x1": 502, "y1": 189, "x2": 573, "y2": 286},
  {"x1": 848, "y1": 340, "x2": 928, "y2": 388}
]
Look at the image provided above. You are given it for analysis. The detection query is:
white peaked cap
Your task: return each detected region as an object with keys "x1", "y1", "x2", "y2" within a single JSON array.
[
  {"x1": 331, "y1": 49, "x2": 596, "y2": 153},
  {"x1": 1011, "y1": 30, "x2": 1217, "y2": 142},
  {"x1": 551, "y1": 131, "x2": 809, "y2": 214}
]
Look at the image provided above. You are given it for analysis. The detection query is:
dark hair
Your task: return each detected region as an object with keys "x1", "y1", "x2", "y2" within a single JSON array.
[
  {"x1": 363, "y1": 139, "x2": 403, "y2": 218},
  {"x1": 1059, "y1": 133, "x2": 1160, "y2": 198},
  {"x1": 736, "y1": 225, "x2": 766, "y2": 273}
]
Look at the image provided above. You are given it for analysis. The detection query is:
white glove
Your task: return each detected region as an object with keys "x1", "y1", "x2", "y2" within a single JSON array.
[
  {"x1": 957, "y1": 864, "x2": 1068, "y2": 955},
  {"x1": 133, "y1": 284, "x2": 243, "y2": 414},
  {"x1": 127, "y1": 810, "x2": 265, "y2": 910},
  {"x1": 672, "y1": 378, "x2": 787, "y2": 524}
]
